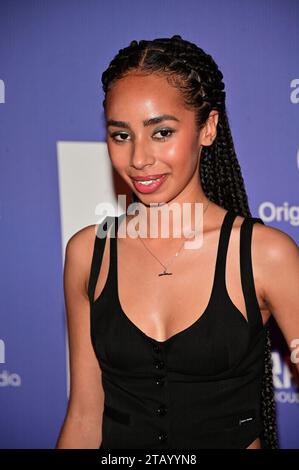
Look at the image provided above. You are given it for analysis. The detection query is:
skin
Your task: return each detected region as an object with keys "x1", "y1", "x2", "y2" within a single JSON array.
[{"x1": 56, "y1": 72, "x2": 299, "y2": 450}]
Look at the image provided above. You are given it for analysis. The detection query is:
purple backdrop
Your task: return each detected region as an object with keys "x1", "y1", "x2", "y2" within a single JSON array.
[{"x1": 0, "y1": 0, "x2": 298, "y2": 448}]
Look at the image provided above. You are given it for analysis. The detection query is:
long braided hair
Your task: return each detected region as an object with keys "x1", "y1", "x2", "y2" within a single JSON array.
[{"x1": 101, "y1": 35, "x2": 278, "y2": 448}]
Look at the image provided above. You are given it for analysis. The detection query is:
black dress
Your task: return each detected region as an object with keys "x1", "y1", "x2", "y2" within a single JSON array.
[{"x1": 88, "y1": 210, "x2": 267, "y2": 449}]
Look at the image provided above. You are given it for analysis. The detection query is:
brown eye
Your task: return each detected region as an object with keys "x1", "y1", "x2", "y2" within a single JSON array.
[
  {"x1": 160, "y1": 130, "x2": 170, "y2": 137},
  {"x1": 111, "y1": 132, "x2": 130, "y2": 142},
  {"x1": 153, "y1": 129, "x2": 175, "y2": 140}
]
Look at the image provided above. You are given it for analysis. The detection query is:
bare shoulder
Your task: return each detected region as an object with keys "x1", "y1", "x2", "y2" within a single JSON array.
[
  {"x1": 230, "y1": 213, "x2": 298, "y2": 308},
  {"x1": 251, "y1": 221, "x2": 299, "y2": 317},
  {"x1": 65, "y1": 223, "x2": 99, "y2": 296},
  {"x1": 251, "y1": 220, "x2": 298, "y2": 292},
  {"x1": 66, "y1": 223, "x2": 98, "y2": 252},
  {"x1": 251, "y1": 220, "x2": 298, "y2": 262}
]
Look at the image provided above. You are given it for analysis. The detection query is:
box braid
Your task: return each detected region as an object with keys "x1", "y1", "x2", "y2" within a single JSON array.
[{"x1": 101, "y1": 35, "x2": 278, "y2": 448}]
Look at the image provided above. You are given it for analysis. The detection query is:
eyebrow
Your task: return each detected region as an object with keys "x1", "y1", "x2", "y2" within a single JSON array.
[{"x1": 107, "y1": 114, "x2": 180, "y2": 129}]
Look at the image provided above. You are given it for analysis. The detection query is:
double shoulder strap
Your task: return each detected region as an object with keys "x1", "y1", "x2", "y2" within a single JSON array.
[
  {"x1": 87, "y1": 216, "x2": 114, "y2": 304},
  {"x1": 87, "y1": 212, "x2": 266, "y2": 340},
  {"x1": 240, "y1": 216, "x2": 265, "y2": 339}
]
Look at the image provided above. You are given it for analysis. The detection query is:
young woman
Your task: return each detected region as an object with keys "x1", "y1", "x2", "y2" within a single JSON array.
[{"x1": 56, "y1": 36, "x2": 299, "y2": 449}]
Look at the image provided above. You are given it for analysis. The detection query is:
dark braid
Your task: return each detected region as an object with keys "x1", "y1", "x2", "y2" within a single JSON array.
[{"x1": 101, "y1": 35, "x2": 278, "y2": 448}]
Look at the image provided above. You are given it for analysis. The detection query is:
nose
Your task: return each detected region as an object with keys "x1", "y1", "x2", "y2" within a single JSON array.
[{"x1": 130, "y1": 138, "x2": 155, "y2": 170}]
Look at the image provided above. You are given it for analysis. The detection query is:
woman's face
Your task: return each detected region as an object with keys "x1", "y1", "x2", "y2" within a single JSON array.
[{"x1": 105, "y1": 73, "x2": 215, "y2": 205}]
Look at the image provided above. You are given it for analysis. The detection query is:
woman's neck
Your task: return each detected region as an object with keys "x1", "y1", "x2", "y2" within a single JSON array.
[{"x1": 127, "y1": 196, "x2": 210, "y2": 240}]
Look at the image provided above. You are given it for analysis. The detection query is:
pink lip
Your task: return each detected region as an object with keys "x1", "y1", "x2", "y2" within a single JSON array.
[{"x1": 131, "y1": 174, "x2": 168, "y2": 194}]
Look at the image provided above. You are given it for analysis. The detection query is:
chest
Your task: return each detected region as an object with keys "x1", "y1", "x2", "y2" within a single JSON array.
[{"x1": 93, "y1": 230, "x2": 252, "y2": 343}]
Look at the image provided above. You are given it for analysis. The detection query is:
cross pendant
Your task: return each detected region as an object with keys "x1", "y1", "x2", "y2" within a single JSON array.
[{"x1": 158, "y1": 270, "x2": 173, "y2": 276}]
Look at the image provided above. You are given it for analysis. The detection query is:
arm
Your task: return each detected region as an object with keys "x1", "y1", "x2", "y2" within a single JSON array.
[
  {"x1": 56, "y1": 225, "x2": 104, "y2": 449},
  {"x1": 254, "y1": 223, "x2": 299, "y2": 373}
]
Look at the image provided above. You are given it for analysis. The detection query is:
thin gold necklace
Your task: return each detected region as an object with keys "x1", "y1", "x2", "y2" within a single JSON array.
[{"x1": 137, "y1": 199, "x2": 210, "y2": 276}]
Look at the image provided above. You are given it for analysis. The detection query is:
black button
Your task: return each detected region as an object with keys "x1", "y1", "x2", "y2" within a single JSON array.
[
  {"x1": 158, "y1": 432, "x2": 168, "y2": 442},
  {"x1": 154, "y1": 360, "x2": 165, "y2": 369},
  {"x1": 153, "y1": 344, "x2": 161, "y2": 353},
  {"x1": 156, "y1": 405, "x2": 168, "y2": 416},
  {"x1": 155, "y1": 377, "x2": 165, "y2": 386}
]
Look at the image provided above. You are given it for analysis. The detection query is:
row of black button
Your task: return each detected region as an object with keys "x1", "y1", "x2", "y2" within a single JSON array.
[{"x1": 152, "y1": 342, "x2": 168, "y2": 443}]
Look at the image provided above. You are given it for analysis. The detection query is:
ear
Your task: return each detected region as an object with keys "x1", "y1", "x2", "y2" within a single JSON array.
[{"x1": 199, "y1": 110, "x2": 219, "y2": 146}]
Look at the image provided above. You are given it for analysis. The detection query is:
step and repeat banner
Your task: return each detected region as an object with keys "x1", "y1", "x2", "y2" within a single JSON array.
[{"x1": 0, "y1": 0, "x2": 298, "y2": 449}]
